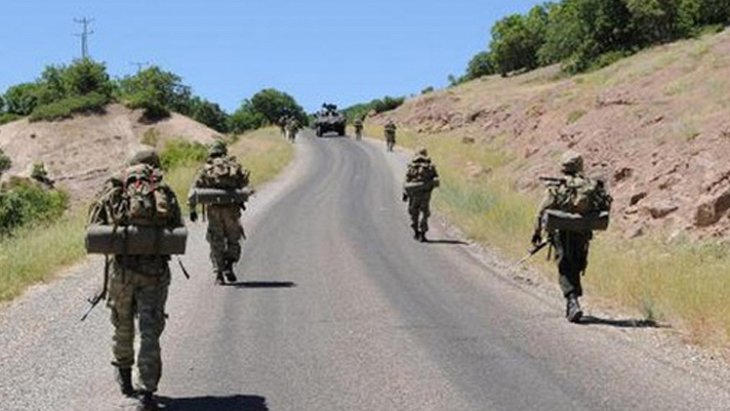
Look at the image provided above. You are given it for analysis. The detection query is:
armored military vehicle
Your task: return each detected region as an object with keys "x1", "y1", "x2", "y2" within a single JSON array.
[{"x1": 313, "y1": 103, "x2": 347, "y2": 137}]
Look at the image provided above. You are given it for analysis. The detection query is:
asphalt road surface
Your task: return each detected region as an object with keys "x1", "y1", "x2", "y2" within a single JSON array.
[{"x1": 2, "y1": 131, "x2": 730, "y2": 411}]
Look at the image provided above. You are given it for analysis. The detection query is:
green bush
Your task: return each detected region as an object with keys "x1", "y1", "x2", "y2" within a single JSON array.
[
  {"x1": 0, "y1": 113, "x2": 22, "y2": 125},
  {"x1": 4, "y1": 83, "x2": 41, "y2": 115},
  {"x1": 0, "y1": 149, "x2": 11, "y2": 174},
  {"x1": 29, "y1": 92, "x2": 109, "y2": 122},
  {"x1": 0, "y1": 180, "x2": 68, "y2": 236},
  {"x1": 160, "y1": 140, "x2": 208, "y2": 170}
]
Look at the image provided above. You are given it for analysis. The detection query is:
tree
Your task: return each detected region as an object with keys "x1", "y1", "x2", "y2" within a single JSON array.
[
  {"x1": 465, "y1": 51, "x2": 495, "y2": 80},
  {"x1": 489, "y1": 6, "x2": 548, "y2": 76},
  {"x1": 189, "y1": 97, "x2": 229, "y2": 133},
  {"x1": 4, "y1": 83, "x2": 40, "y2": 115},
  {"x1": 62, "y1": 58, "x2": 114, "y2": 97},
  {"x1": 228, "y1": 100, "x2": 266, "y2": 134},
  {"x1": 249, "y1": 88, "x2": 306, "y2": 125},
  {"x1": 118, "y1": 66, "x2": 191, "y2": 120},
  {"x1": 626, "y1": 0, "x2": 695, "y2": 45}
]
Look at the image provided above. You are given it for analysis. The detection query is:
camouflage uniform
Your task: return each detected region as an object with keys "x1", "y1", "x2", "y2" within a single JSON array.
[
  {"x1": 189, "y1": 142, "x2": 248, "y2": 284},
  {"x1": 384, "y1": 121, "x2": 396, "y2": 151},
  {"x1": 286, "y1": 118, "x2": 300, "y2": 142},
  {"x1": 353, "y1": 119, "x2": 363, "y2": 140},
  {"x1": 88, "y1": 146, "x2": 182, "y2": 408},
  {"x1": 533, "y1": 151, "x2": 591, "y2": 323},
  {"x1": 404, "y1": 148, "x2": 439, "y2": 242}
]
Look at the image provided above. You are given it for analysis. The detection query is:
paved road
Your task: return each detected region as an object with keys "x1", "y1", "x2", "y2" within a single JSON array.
[{"x1": 2, "y1": 132, "x2": 730, "y2": 410}]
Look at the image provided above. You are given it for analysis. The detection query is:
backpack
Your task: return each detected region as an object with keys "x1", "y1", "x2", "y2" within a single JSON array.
[
  {"x1": 406, "y1": 158, "x2": 437, "y2": 184},
  {"x1": 554, "y1": 175, "x2": 612, "y2": 215},
  {"x1": 200, "y1": 157, "x2": 249, "y2": 189},
  {"x1": 88, "y1": 164, "x2": 173, "y2": 227}
]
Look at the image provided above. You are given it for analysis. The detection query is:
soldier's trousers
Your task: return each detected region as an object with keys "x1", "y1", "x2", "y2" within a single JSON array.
[
  {"x1": 408, "y1": 195, "x2": 431, "y2": 233},
  {"x1": 107, "y1": 262, "x2": 169, "y2": 393},
  {"x1": 206, "y1": 204, "x2": 243, "y2": 272},
  {"x1": 553, "y1": 231, "x2": 591, "y2": 298},
  {"x1": 386, "y1": 136, "x2": 395, "y2": 151}
]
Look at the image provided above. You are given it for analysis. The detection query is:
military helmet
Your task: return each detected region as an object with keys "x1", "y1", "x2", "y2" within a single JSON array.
[
  {"x1": 560, "y1": 150, "x2": 584, "y2": 174},
  {"x1": 209, "y1": 140, "x2": 228, "y2": 157},
  {"x1": 127, "y1": 145, "x2": 161, "y2": 168}
]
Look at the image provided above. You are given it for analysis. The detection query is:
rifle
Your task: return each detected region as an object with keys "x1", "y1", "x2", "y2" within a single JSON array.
[
  {"x1": 80, "y1": 255, "x2": 110, "y2": 322},
  {"x1": 539, "y1": 176, "x2": 566, "y2": 186},
  {"x1": 515, "y1": 241, "x2": 549, "y2": 267}
]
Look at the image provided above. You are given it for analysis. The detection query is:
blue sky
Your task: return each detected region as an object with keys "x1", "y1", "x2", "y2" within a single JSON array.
[{"x1": 0, "y1": 0, "x2": 542, "y2": 113}]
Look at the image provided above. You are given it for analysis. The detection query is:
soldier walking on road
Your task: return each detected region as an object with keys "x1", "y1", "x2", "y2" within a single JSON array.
[
  {"x1": 286, "y1": 117, "x2": 300, "y2": 143},
  {"x1": 353, "y1": 117, "x2": 364, "y2": 141},
  {"x1": 403, "y1": 148, "x2": 440, "y2": 242},
  {"x1": 531, "y1": 151, "x2": 612, "y2": 323},
  {"x1": 87, "y1": 146, "x2": 184, "y2": 411},
  {"x1": 384, "y1": 120, "x2": 397, "y2": 151},
  {"x1": 189, "y1": 141, "x2": 251, "y2": 285}
]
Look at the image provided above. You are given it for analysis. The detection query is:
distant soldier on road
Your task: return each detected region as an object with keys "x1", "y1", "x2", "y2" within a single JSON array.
[
  {"x1": 353, "y1": 117, "x2": 364, "y2": 141},
  {"x1": 403, "y1": 147, "x2": 439, "y2": 242},
  {"x1": 384, "y1": 120, "x2": 397, "y2": 152},
  {"x1": 87, "y1": 146, "x2": 183, "y2": 410},
  {"x1": 531, "y1": 151, "x2": 612, "y2": 323},
  {"x1": 286, "y1": 117, "x2": 300, "y2": 143},
  {"x1": 189, "y1": 141, "x2": 250, "y2": 285},
  {"x1": 278, "y1": 115, "x2": 289, "y2": 136}
]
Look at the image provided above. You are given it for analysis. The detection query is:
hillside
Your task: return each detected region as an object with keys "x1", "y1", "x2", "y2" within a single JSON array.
[
  {"x1": 375, "y1": 29, "x2": 730, "y2": 239},
  {"x1": 0, "y1": 104, "x2": 220, "y2": 202}
]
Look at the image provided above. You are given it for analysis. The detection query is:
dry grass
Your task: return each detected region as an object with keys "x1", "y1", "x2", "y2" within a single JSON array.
[
  {"x1": 367, "y1": 124, "x2": 730, "y2": 348},
  {"x1": 0, "y1": 127, "x2": 293, "y2": 303}
]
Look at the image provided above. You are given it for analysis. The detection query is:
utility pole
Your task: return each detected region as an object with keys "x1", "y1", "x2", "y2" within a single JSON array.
[
  {"x1": 130, "y1": 61, "x2": 150, "y2": 73},
  {"x1": 74, "y1": 17, "x2": 94, "y2": 59}
]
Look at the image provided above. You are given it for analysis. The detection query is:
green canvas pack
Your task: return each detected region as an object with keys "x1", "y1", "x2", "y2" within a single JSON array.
[
  {"x1": 555, "y1": 175, "x2": 612, "y2": 215},
  {"x1": 201, "y1": 157, "x2": 249, "y2": 189}
]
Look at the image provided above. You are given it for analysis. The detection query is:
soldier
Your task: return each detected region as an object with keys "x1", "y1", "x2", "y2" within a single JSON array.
[
  {"x1": 353, "y1": 117, "x2": 364, "y2": 141},
  {"x1": 384, "y1": 120, "x2": 397, "y2": 152},
  {"x1": 403, "y1": 148, "x2": 439, "y2": 242},
  {"x1": 531, "y1": 151, "x2": 611, "y2": 323},
  {"x1": 278, "y1": 115, "x2": 288, "y2": 136},
  {"x1": 189, "y1": 141, "x2": 250, "y2": 285},
  {"x1": 286, "y1": 117, "x2": 300, "y2": 143},
  {"x1": 87, "y1": 145, "x2": 183, "y2": 411}
]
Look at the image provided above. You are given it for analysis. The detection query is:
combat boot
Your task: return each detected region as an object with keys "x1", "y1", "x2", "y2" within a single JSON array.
[
  {"x1": 223, "y1": 259, "x2": 238, "y2": 283},
  {"x1": 419, "y1": 231, "x2": 428, "y2": 243},
  {"x1": 214, "y1": 271, "x2": 225, "y2": 285},
  {"x1": 115, "y1": 367, "x2": 134, "y2": 397},
  {"x1": 566, "y1": 294, "x2": 583, "y2": 323},
  {"x1": 136, "y1": 391, "x2": 159, "y2": 411}
]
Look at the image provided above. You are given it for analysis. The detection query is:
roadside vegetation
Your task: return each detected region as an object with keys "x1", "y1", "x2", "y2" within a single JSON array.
[
  {"x1": 343, "y1": 96, "x2": 405, "y2": 122},
  {"x1": 0, "y1": 128, "x2": 294, "y2": 303},
  {"x1": 365, "y1": 122, "x2": 730, "y2": 348},
  {"x1": 453, "y1": 0, "x2": 730, "y2": 84}
]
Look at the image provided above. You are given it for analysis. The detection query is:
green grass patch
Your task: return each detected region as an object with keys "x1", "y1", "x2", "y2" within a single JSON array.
[
  {"x1": 566, "y1": 110, "x2": 586, "y2": 125},
  {"x1": 29, "y1": 92, "x2": 109, "y2": 122},
  {"x1": 0, "y1": 113, "x2": 23, "y2": 125}
]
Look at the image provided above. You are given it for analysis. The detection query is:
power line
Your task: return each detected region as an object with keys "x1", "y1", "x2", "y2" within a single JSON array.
[
  {"x1": 73, "y1": 17, "x2": 94, "y2": 59},
  {"x1": 130, "y1": 61, "x2": 150, "y2": 73}
]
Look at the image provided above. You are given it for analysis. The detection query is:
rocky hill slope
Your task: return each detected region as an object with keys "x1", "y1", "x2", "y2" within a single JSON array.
[
  {"x1": 0, "y1": 104, "x2": 220, "y2": 202},
  {"x1": 374, "y1": 29, "x2": 730, "y2": 239}
]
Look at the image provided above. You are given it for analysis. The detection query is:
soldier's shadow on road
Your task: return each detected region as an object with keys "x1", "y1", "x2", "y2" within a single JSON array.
[
  {"x1": 159, "y1": 394, "x2": 268, "y2": 411},
  {"x1": 578, "y1": 315, "x2": 667, "y2": 329},
  {"x1": 226, "y1": 281, "x2": 297, "y2": 289},
  {"x1": 424, "y1": 239, "x2": 470, "y2": 246}
]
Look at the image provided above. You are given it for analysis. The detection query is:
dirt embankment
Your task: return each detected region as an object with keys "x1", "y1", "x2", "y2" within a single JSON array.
[
  {"x1": 0, "y1": 104, "x2": 220, "y2": 203},
  {"x1": 373, "y1": 29, "x2": 730, "y2": 239}
]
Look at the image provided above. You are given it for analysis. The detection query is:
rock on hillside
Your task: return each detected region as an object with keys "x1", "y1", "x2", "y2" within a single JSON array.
[
  {"x1": 0, "y1": 104, "x2": 220, "y2": 202},
  {"x1": 373, "y1": 29, "x2": 730, "y2": 239}
]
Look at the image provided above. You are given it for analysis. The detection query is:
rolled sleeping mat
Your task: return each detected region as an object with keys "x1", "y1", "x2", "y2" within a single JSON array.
[
  {"x1": 543, "y1": 210, "x2": 610, "y2": 232},
  {"x1": 188, "y1": 187, "x2": 254, "y2": 206},
  {"x1": 403, "y1": 178, "x2": 440, "y2": 196},
  {"x1": 85, "y1": 225, "x2": 188, "y2": 255}
]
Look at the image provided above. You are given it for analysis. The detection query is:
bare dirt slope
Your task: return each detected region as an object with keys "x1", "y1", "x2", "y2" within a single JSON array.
[
  {"x1": 374, "y1": 29, "x2": 730, "y2": 239},
  {"x1": 0, "y1": 103, "x2": 220, "y2": 202}
]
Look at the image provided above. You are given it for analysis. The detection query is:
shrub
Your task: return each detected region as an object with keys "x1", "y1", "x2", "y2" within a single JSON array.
[
  {"x1": 0, "y1": 180, "x2": 68, "y2": 236},
  {"x1": 0, "y1": 149, "x2": 11, "y2": 174},
  {"x1": 0, "y1": 113, "x2": 22, "y2": 125},
  {"x1": 421, "y1": 86, "x2": 435, "y2": 95},
  {"x1": 159, "y1": 140, "x2": 208, "y2": 170},
  {"x1": 4, "y1": 83, "x2": 41, "y2": 115},
  {"x1": 29, "y1": 92, "x2": 109, "y2": 122}
]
